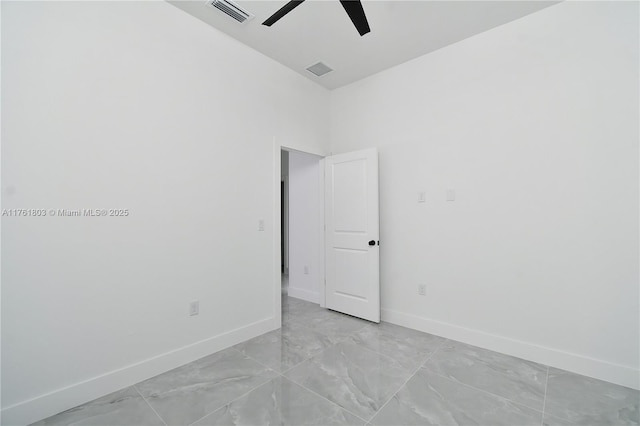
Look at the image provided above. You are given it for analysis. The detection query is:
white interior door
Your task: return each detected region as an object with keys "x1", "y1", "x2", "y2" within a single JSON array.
[{"x1": 325, "y1": 148, "x2": 379, "y2": 323}]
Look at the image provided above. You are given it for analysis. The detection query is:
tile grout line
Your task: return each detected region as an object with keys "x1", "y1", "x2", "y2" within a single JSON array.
[
  {"x1": 286, "y1": 299, "x2": 490, "y2": 424},
  {"x1": 424, "y1": 367, "x2": 547, "y2": 416},
  {"x1": 291, "y1": 318, "x2": 445, "y2": 374},
  {"x1": 204, "y1": 303, "x2": 550, "y2": 425},
  {"x1": 184, "y1": 369, "x2": 276, "y2": 426},
  {"x1": 420, "y1": 339, "x2": 550, "y2": 417},
  {"x1": 282, "y1": 300, "x2": 464, "y2": 423},
  {"x1": 143, "y1": 332, "x2": 312, "y2": 426},
  {"x1": 279, "y1": 309, "x2": 372, "y2": 375},
  {"x1": 294, "y1": 318, "x2": 370, "y2": 341},
  {"x1": 231, "y1": 341, "x2": 337, "y2": 378},
  {"x1": 541, "y1": 366, "x2": 550, "y2": 425},
  {"x1": 133, "y1": 384, "x2": 168, "y2": 426},
  {"x1": 204, "y1": 303, "x2": 454, "y2": 425},
  {"x1": 279, "y1": 340, "x2": 340, "y2": 376},
  {"x1": 280, "y1": 306, "x2": 385, "y2": 424},
  {"x1": 229, "y1": 346, "x2": 285, "y2": 377},
  {"x1": 233, "y1": 346, "x2": 285, "y2": 373},
  {"x1": 183, "y1": 347, "x2": 281, "y2": 426},
  {"x1": 422, "y1": 337, "x2": 449, "y2": 367},
  {"x1": 341, "y1": 336, "x2": 431, "y2": 370},
  {"x1": 232, "y1": 342, "x2": 369, "y2": 424},
  {"x1": 368, "y1": 337, "x2": 449, "y2": 423},
  {"x1": 241, "y1": 300, "x2": 367, "y2": 377},
  {"x1": 284, "y1": 299, "x2": 372, "y2": 335},
  {"x1": 281, "y1": 371, "x2": 371, "y2": 425},
  {"x1": 280, "y1": 321, "x2": 442, "y2": 378}
]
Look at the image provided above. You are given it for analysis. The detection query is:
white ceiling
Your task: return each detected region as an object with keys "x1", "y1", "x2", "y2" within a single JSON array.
[{"x1": 169, "y1": 0, "x2": 559, "y2": 90}]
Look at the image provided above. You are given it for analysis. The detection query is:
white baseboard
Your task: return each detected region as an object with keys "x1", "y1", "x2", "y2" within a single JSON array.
[
  {"x1": 381, "y1": 308, "x2": 640, "y2": 391},
  {"x1": 287, "y1": 287, "x2": 319, "y2": 304},
  {"x1": 1, "y1": 317, "x2": 276, "y2": 426}
]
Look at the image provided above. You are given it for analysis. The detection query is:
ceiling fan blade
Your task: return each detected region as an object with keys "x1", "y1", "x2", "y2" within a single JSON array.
[
  {"x1": 339, "y1": 0, "x2": 370, "y2": 36},
  {"x1": 262, "y1": 0, "x2": 306, "y2": 26}
]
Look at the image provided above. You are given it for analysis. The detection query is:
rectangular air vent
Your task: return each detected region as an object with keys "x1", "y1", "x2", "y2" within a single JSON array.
[
  {"x1": 306, "y1": 62, "x2": 333, "y2": 77},
  {"x1": 207, "y1": 0, "x2": 253, "y2": 23}
]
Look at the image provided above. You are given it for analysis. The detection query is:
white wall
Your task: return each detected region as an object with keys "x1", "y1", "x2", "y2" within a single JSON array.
[
  {"x1": 330, "y1": 1, "x2": 639, "y2": 389},
  {"x1": 1, "y1": 1, "x2": 329, "y2": 424},
  {"x1": 287, "y1": 151, "x2": 322, "y2": 303}
]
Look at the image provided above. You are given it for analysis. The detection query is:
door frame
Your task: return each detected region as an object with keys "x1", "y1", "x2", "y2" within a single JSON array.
[
  {"x1": 272, "y1": 143, "x2": 326, "y2": 329},
  {"x1": 281, "y1": 174, "x2": 289, "y2": 276}
]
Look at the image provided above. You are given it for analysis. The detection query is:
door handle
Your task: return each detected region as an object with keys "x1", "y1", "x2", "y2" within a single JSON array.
[{"x1": 368, "y1": 240, "x2": 376, "y2": 246}]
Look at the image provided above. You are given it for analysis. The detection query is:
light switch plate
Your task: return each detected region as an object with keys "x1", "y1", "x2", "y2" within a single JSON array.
[
  {"x1": 418, "y1": 191, "x2": 426, "y2": 203},
  {"x1": 189, "y1": 300, "x2": 199, "y2": 316},
  {"x1": 446, "y1": 189, "x2": 456, "y2": 201}
]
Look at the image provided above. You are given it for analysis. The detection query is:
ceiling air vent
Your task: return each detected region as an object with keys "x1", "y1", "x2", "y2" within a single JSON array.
[
  {"x1": 306, "y1": 62, "x2": 333, "y2": 77},
  {"x1": 207, "y1": 0, "x2": 253, "y2": 24}
]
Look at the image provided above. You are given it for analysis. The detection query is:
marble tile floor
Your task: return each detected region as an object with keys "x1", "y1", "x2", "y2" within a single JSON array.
[{"x1": 34, "y1": 296, "x2": 639, "y2": 426}]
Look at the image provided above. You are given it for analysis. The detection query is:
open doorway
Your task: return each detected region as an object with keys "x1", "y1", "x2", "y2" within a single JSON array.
[
  {"x1": 275, "y1": 146, "x2": 380, "y2": 326},
  {"x1": 280, "y1": 150, "x2": 289, "y2": 294},
  {"x1": 280, "y1": 148, "x2": 324, "y2": 305}
]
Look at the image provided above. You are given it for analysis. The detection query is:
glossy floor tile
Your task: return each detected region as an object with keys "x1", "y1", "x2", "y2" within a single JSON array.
[
  {"x1": 424, "y1": 340, "x2": 548, "y2": 411},
  {"x1": 290, "y1": 307, "x2": 370, "y2": 341},
  {"x1": 31, "y1": 387, "x2": 164, "y2": 426},
  {"x1": 343, "y1": 322, "x2": 445, "y2": 371},
  {"x1": 31, "y1": 295, "x2": 640, "y2": 426},
  {"x1": 370, "y1": 368, "x2": 542, "y2": 426},
  {"x1": 543, "y1": 367, "x2": 639, "y2": 425},
  {"x1": 281, "y1": 295, "x2": 327, "y2": 324},
  {"x1": 192, "y1": 376, "x2": 364, "y2": 426},
  {"x1": 234, "y1": 322, "x2": 335, "y2": 372},
  {"x1": 135, "y1": 347, "x2": 278, "y2": 425},
  {"x1": 284, "y1": 341, "x2": 413, "y2": 420}
]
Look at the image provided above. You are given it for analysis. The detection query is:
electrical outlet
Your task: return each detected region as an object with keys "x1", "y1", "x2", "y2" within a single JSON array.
[
  {"x1": 304, "y1": 265, "x2": 309, "y2": 275},
  {"x1": 189, "y1": 300, "x2": 199, "y2": 316},
  {"x1": 418, "y1": 284, "x2": 426, "y2": 296},
  {"x1": 446, "y1": 189, "x2": 456, "y2": 201}
]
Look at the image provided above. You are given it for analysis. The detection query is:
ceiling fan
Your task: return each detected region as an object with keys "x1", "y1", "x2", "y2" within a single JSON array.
[{"x1": 262, "y1": 0, "x2": 371, "y2": 36}]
